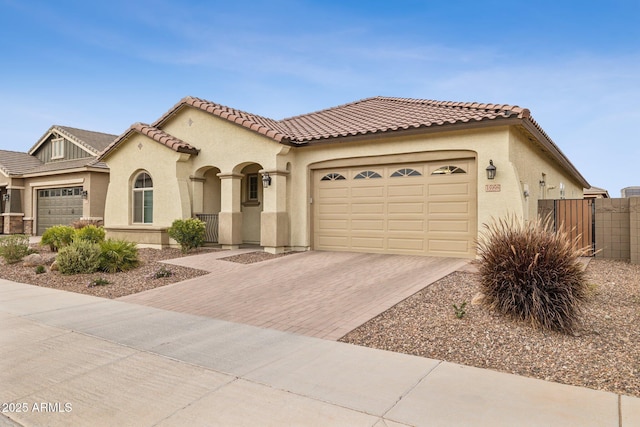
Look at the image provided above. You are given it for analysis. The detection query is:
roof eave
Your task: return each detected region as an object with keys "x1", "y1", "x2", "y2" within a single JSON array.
[
  {"x1": 519, "y1": 119, "x2": 590, "y2": 188},
  {"x1": 290, "y1": 116, "x2": 519, "y2": 146}
]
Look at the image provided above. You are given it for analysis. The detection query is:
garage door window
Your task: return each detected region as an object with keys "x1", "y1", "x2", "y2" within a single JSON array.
[
  {"x1": 391, "y1": 168, "x2": 422, "y2": 177},
  {"x1": 354, "y1": 170, "x2": 382, "y2": 179},
  {"x1": 133, "y1": 172, "x2": 153, "y2": 224},
  {"x1": 320, "y1": 173, "x2": 346, "y2": 181},
  {"x1": 432, "y1": 165, "x2": 466, "y2": 175}
]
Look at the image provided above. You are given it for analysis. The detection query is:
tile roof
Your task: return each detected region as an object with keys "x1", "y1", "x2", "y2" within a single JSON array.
[
  {"x1": 29, "y1": 125, "x2": 118, "y2": 156},
  {"x1": 0, "y1": 149, "x2": 44, "y2": 176},
  {"x1": 153, "y1": 96, "x2": 291, "y2": 143},
  {"x1": 100, "y1": 123, "x2": 199, "y2": 159},
  {"x1": 279, "y1": 96, "x2": 531, "y2": 143},
  {"x1": 101, "y1": 95, "x2": 587, "y2": 187},
  {"x1": 21, "y1": 157, "x2": 108, "y2": 176}
]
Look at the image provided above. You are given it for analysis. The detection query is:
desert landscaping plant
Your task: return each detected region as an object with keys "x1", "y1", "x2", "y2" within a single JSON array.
[
  {"x1": 57, "y1": 240, "x2": 101, "y2": 275},
  {"x1": 0, "y1": 234, "x2": 31, "y2": 264},
  {"x1": 34, "y1": 265, "x2": 46, "y2": 274},
  {"x1": 452, "y1": 302, "x2": 467, "y2": 319},
  {"x1": 74, "y1": 225, "x2": 106, "y2": 244},
  {"x1": 151, "y1": 265, "x2": 173, "y2": 279},
  {"x1": 99, "y1": 239, "x2": 139, "y2": 273},
  {"x1": 41, "y1": 225, "x2": 75, "y2": 251},
  {"x1": 476, "y1": 214, "x2": 589, "y2": 334},
  {"x1": 88, "y1": 277, "x2": 110, "y2": 287},
  {"x1": 167, "y1": 218, "x2": 206, "y2": 253}
]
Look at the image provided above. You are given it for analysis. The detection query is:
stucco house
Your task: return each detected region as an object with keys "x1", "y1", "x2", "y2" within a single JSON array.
[
  {"x1": 0, "y1": 125, "x2": 115, "y2": 235},
  {"x1": 99, "y1": 96, "x2": 588, "y2": 258}
]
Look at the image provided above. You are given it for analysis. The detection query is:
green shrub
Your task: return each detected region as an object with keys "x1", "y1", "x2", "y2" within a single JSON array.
[
  {"x1": 99, "y1": 239, "x2": 139, "y2": 273},
  {"x1": 0, "y1": 234, "x2": 30, "y2": 264},
  {"x1": 35, "y1": 265, "x2": 46, "y2": 274},
  {"x1": 167, "y1": 218, "x2": 206, "y2": 253},
  {"x1": 41, "y1": 225, "x2": 75, "y2": 251},
  {"x1": 71, "y1": 218, "x2": 103, "y2": 229},
  {"x1": 74, "y1": 225, "x2": 106, "y2": 244},
  {"x1": 57, "y1": 240, "x2": 101, "y2": 275},
  {"x1": 88, "y1": 277, "x2": 110, "y2": 287},
  {"x1": 151, "y1": 265, "x2": 172, "y2": 279},
  {"x1": 476, "y1": 214, "x2": 589, "y2": 334}
]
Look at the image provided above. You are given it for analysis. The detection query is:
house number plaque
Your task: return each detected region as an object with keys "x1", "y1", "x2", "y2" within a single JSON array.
[{"x1": 485, "y1": 184, "x2": 501, "y2": 192}]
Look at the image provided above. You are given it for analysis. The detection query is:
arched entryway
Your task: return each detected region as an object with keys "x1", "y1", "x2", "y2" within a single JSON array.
[
  {"x1": 192, "y1": 166, "x2": 221, "y2": 243},
  {"x1": 239, "y1": 163, "x2": 263, "y2": 244}
]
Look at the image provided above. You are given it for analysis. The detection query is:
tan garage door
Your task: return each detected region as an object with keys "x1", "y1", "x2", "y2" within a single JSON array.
[{"x1": 313, "y1": 159, "x2": 476, "y2": 258}]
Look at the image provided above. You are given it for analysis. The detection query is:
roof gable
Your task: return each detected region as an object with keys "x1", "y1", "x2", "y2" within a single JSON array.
[
  {"x1": 29, "y1": 125, "x2": 118, "y2": 157},
  {"x1": 99, "y1": 123, "x2": 199, "y2": 160}
]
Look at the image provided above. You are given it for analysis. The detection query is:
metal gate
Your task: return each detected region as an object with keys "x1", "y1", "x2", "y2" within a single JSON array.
[
  {"x1": 538, "y1": 199, "x2": 595, "y2": 255},
  {"x1": 195, "y1": 213, "x2": 218, "y2": 243}
]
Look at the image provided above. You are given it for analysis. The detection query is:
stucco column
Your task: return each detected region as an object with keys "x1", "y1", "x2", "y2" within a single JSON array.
[
  {"x1": 260, "y1": 169, "x2": 290, "y2": 254},
  {"x1": 217, "y1": 172, "x2": 243, "y2": 249},
  {"x1": 190, "y1": 176, "x2": 206, "y2": 214}
]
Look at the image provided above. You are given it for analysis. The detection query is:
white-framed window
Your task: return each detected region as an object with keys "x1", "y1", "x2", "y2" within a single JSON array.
[
  {"x1": 133, "y1": 172, "x2": 153, "y2": 224},
  {"x1": 51, "y1": 138, "x2": 64, "y2": 159}
]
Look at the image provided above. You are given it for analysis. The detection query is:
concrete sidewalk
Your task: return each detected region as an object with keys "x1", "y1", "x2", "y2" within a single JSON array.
[{"x1": 1, "y1": 280, "x2": 639, "y2": 427}]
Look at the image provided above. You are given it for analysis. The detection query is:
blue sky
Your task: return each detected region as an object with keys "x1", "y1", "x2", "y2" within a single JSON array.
[{"x1": 1, "y1": 0, "x2": 639, "y2": 195}]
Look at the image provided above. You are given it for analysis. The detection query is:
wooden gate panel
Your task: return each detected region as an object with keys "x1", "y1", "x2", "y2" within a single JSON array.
[{"x1": 538, "y1": 199, "x2": 594, "y2": 256}]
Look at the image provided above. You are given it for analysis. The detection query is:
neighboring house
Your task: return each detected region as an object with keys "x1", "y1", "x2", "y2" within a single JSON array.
[
  {"x1": 0, "y1": 125, "x2": 116, "y2": 235},
  {"x1": 584, "y1": 186, "x2": 610, "y2": 199},
  {"x1": 621, "y1": 186, "x2": 640, "y2": 197},
  {"x1": 99, "y1": 96, "x2": 589, "y2": 258}
]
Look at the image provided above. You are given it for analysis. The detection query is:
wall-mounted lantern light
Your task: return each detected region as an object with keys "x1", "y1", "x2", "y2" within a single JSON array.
[
  {"x1": 82, "y1": 190, "x2": 88, "y2": 199},
  {"x1": 485, "y1": 160, "x2": 496, "y2": 180},
  {"x1": 539, "y1": 176, "x2": 546, "y2": 187},
  {"x1": 2, "y1": 193, "x2": 9, "y2": 202},
  {"x1": 261, "y1": 172, "x2": 272, "y2": 188}
]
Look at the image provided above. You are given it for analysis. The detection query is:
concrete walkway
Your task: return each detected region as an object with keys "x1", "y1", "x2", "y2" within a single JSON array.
[
  {"x1": 1, "y1": 279, "x2": 639, "y2": 426},
  {"x1": 120, "y1": 251, "x2": 467, "y2": 340}
]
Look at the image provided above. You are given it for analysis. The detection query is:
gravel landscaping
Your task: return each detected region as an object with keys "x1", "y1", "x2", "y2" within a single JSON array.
[
  {"x1": 1, "y1": 243, "x2": 638, "y2": 398},
  {"x1": 340, "y1": 258, "x2": 640, "y2": 398},
  {"x1": 0, "y1": 246, "x2": 213, "y2": 299}
]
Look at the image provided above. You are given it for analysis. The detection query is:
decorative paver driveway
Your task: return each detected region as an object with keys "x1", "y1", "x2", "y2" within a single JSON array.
[{"x1": 119, "y1": 251, "x2": 468, "y2": 340}]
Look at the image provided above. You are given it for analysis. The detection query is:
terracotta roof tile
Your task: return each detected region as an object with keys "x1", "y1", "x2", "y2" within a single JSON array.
[
  {"x1": 277, "y1": 96, "x2": 531, "y2": 143},
  {"x1": 99, "y1": 123, "x2": 200, "y2": 159},
  {"x1": 152, "y1": 96, "x2": 292, "y2": 143},
  {"x1": 100, "y1": 95, "x2": 586, "y2": 187},
  {"x1": 132, "y1": 123, "x2": 200, "y2": 154}
]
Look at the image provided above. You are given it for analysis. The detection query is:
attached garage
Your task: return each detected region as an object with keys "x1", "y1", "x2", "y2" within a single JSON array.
[
  {"x1": 313, "y1": 158, "x2": 477, "y2": 258},
  {"x1": 37, "y1": 186, "x2": 83, "y2": 235}
]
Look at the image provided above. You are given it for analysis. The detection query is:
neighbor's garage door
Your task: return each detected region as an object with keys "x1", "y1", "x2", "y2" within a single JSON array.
[
  {"x1": 37, "y1": 187, "x2": 83, "y2": 235},
  {"x1": 313, "y1": 159, "x2": 476, "y2": 258}
]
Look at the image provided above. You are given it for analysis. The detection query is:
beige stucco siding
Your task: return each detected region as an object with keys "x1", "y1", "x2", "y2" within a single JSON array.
[
  {"x1": 508, "y1": 127, "x2": 584, "y2": 220},
  {"x1": 161, "y1": 108, "x2": 288, "y2": 174},
  {"x1": 103, "y1": 133, "x2": 193, "y2": 228},
  {"x1": 288, "y1": 127, "x2": 511, "y2": 250}
]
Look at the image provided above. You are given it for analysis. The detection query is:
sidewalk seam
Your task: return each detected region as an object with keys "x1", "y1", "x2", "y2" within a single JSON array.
[{"x1": 380, "y1": 359, "x2": 443, "y2": 421}]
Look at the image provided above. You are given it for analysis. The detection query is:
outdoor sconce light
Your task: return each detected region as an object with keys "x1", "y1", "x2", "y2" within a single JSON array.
[
  {"x1": 2, "y1": 194, "x2": 9, "y2": 201},
  {"x1": 485, "y1": 160, "x2": 496, "y2": 180},
  {"x1": 261, "y1": 172, "x2": 272, "y2": 188},
  {"x1": 539, "y1": 179, "x2": 546, "y2": 187},
  {"x1": 82, "y1": 190, "x2": 88, "y2": 199}
]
